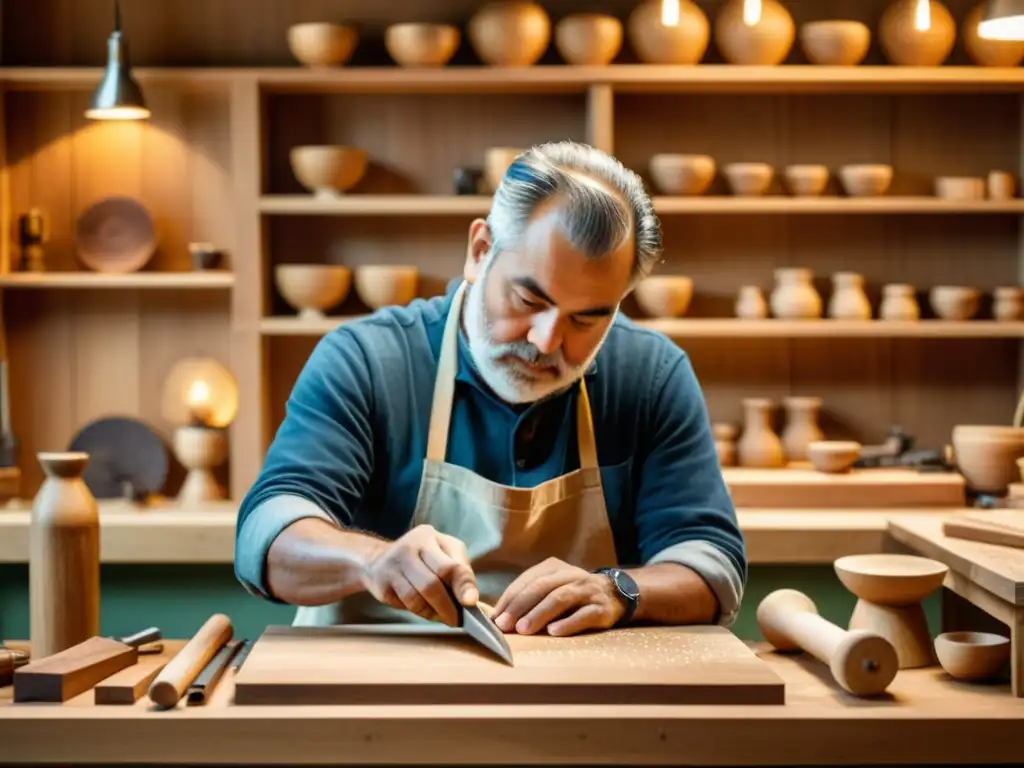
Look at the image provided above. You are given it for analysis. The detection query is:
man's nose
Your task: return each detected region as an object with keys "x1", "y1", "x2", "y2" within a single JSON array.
[{"x1": 527, "y1": 312, "x2": 562, "y2": 355}]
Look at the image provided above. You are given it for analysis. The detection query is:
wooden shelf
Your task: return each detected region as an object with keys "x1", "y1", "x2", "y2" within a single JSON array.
[
  {"x1": 0, "y1": 272, "x2": 235, "y2": 289},
  {"x1": 261, "y1": 316, "x2": 1024, "y2": 339},
  {"x1": 0, "y1": 500, "x2": 962, "y2": 565},
  {"x1": 5, "y1": 65, "x2": 1024, "y2": 94},
  {"x1": 259, "y1": 194, "x2": 1024, "y2": 217}
]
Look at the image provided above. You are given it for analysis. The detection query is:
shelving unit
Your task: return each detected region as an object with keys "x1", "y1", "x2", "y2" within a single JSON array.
[{"x1": 2, "y1": 0, "x2": 1023, "y2": 503}]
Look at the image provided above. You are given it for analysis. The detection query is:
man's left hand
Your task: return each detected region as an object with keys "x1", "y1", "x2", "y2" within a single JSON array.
[{"x1": 490, "y1": 558, "x2": 625, "y2": 637}]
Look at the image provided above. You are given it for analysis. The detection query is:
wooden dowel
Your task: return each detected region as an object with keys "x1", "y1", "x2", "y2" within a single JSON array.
[{"x1": 148, "y1": 614, "x2": 232, "y2": 709}]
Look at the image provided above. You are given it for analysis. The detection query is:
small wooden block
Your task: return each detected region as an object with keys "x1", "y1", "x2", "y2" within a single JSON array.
[
  {"x1": 94, "y1": 660, "x2": 167, "y2": 705},
  {"x1": 14, "y1": 636, "x2": 137, "y2": 702}
]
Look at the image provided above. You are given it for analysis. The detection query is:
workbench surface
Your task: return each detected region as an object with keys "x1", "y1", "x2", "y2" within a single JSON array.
[{"x1": 1, "y1": 640, "x2": 1020, "y2": 766}]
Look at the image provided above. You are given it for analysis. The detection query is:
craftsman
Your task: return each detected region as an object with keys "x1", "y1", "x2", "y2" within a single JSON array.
[{"x1": 234, "y1": 141, "x2": 746, "y2": 637}]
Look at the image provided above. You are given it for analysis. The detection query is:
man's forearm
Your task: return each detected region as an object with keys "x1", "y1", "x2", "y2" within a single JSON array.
[
  {"x1": 625, "y1": 563, "x2": 720, "y2": 625},
  {"x1": 265, "y1": 518, "x2": 386, "y2": 606}
]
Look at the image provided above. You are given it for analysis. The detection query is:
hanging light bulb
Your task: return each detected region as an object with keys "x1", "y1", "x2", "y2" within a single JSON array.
[
  {"x1": 85, "y1": 0, "x2": 150, "y2": 121},
  {"x1": 978, "y1": 0, "x2": 1024, "y2": 40},
  {"x1": 743, "y1": 0, "x2": 763, "y2": 26},
  {"x1": 661, "y1": 0, "x2": 680, "y2": 26},
  {"x1": 913, "y1": 0, "x2": 932, "y2": 31}
]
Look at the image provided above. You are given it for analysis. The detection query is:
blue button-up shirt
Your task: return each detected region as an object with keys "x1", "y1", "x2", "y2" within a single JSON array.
[{"x1": 235, "y1": 280, "x2": 747, "y2": 625}]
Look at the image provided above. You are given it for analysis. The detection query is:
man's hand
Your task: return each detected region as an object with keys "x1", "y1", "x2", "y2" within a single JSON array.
[
  {"x1": 490, "y1": 558, "x2": 625, "y2": 637},
  {"x1": 360, "y1": 524, "x2": 478, "y2": 627}
]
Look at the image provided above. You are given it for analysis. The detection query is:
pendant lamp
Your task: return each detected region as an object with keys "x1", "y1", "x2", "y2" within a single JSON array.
[
  {"x1": 86, "y1": 0, "x2": 150, "y2": 121},
  {"x1": 978, "y1": 0, "x2": 1024, "y2": 40}
]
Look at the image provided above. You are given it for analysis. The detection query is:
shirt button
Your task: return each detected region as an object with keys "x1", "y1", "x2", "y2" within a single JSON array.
[{"x1": 516, "y1": 458, "x2": 526, "y2": 468}]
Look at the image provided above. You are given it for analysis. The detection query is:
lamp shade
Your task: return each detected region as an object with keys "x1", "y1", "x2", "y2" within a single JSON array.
[
  {"x1": 979, "y1": 0, "x2": 1024, "y2": 40},
  {"x1": 162, "y1": 357, "x2": 239, "y2": 429},
  {"x1": 86, "y1": 1, "x2": 150, "y2": 121}
]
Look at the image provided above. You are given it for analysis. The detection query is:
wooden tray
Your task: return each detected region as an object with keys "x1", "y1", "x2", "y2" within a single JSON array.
[
  {"x1": 232, "y1": 624, "x2": 785, "y2": 707},
  {"x1": 943, "y1": 510, "x2": 1024, "y2": 549},
  {"x1": 722, "y1": 467, "x2": 965, "y2": 508}
]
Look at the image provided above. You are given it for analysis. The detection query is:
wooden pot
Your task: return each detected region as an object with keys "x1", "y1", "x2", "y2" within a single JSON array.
[
  {"x1": 555, "y1": 13, "x2": 623, "y2": 65},
  {"x1": 714, "y1": 0, "x2": 795, "y2": 65},
  {"x1": 385, "y1": 23, "x2": 461, "y2": 68},
  {"x1": 781, "y1": 396, "x2": 824, "y2": 463},
  {"x1": 879, "y1": 0, "x2": 956, "y2": 66},
  {"x1": 963, "y1": 1, "x2": 1024, "y2": 66},
  {"x1": 468, "y1": 2, "x2": 551, "y2": 66},
  {"x1": 287, "y1": 23, "x2": 358, "y2": 68},
  {"x1": 737, "y1": 398, "x2": 785, "y2": 468},
  {"x1": 627, "y1": 0, "x2": 710, "y2": 64}
]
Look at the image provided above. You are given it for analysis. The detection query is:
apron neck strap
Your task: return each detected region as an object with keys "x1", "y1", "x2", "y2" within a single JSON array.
[{"x1": 426, "y1": 280, "x2": 599, "y2": 471}]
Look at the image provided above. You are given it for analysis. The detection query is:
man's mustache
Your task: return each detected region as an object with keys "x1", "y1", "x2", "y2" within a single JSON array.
[{"x1": 489, "y1": 342, "x2": 566, "y2": 370}]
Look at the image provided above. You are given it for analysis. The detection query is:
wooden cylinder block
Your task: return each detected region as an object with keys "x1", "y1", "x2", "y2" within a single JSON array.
[{"x1": 148, "y1": 614, "x2": 233, "y2": 709}]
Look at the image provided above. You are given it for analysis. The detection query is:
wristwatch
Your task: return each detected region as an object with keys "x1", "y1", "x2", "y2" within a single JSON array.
[{"x1": 593, "y1": 567, "x2": 640, "y2": 626}]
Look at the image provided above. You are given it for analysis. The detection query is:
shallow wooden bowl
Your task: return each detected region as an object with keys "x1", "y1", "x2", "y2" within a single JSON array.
[
  {"x1": 468, "y1": 1, "x2": 551, "y2": 66},
  {"x1": 784, "y1": 164, "x2": 829, "y2": 197},
  {"x1": 724, "y1": 162, "x2": 773, "y2": 196},
  {"x1": 929, "y1": 286, "x2": 980, "y2": 320},
  {"x1": 275, "y1": 265, "x2": 352, "y2": 319},
  {"x1": 385, "y1": 23, "x2": 461, "y2": 68},
  {"x1": 834, "y1": 554, "x2": 948, "y2": 606},
  {"x1": 649, "y1": 154, "x2": 715, "y2": 196},
  {"x1": 290, "y1": 146, "x2": 368, "y2": 197},
  {"x1": 287, "y1": 23, "x2": 358, "y2": 68},
  {"x1": 355, "y1": 265, "x2": 419, "y2": 309},
  {"x1": 951, "y1": 425, "x2": 1024, "y2": 495},
  {"x1": 633, "y1": 276, "x2": 693, "y2": 318},
  {"x1": 807, "y1": 440, "x2": 861, "y2": 473},
  {"x1": 555, "y1": 13, "x2": 623, "y2": 65},
  {"x1": 839, "y1": 164, "x2": 893, "y2": 197},
  {"x1": 935, "y1": 176, "x2": 985, "y2": 201},
  {"x1": 799, "y1": 20, "x2": 871, "y2": 65},
  {"x1": 935, "y1": 631, "x2": 1010, "y2": 681}
]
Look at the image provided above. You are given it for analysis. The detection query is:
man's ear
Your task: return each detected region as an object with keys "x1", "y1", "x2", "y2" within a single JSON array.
[{"x1": 463, "y1": 219, "x2": 491, "y2": 284}]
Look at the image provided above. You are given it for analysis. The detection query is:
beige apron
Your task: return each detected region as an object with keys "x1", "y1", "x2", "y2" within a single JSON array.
[{"x1": 293, "y1": 280, "x2": 618, "y2": 627}]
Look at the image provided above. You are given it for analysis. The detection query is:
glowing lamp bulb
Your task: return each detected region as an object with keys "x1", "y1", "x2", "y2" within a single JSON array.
[
  {"x1": 187, "y1": 379, "x2": 214, "y2": 425},
  {"x1": 743, "y1": 0, "x2": 763, "y2": 26},
  {"x1": 661, "y1": 0, "x2": 680, "y2": 26},
  {"x1": 914, "y1": 0, "x2": 932, "y2": 31}
]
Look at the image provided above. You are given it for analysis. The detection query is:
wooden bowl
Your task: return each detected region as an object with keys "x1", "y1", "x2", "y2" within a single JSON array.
[
  {"x1": 964, "y1": 1, "x2": 1024, "y2": 66},
  {"x1": 834, "y1": 554, "x2": 948, "y2": 606},
  {"x1": 784, "y1": 164, "x2": 829, "y2": 197},
  {"x1": 626, "y1": 0, "x2": 710, "y2": 64},
  {"x1": 484, "y1": 147, "x2": 525, "y2": 193},
  {"x1": 355, "y1": 265, "x2": 419, "y2": 309},
  {"x1": 468, "y1": 1, "x2": 551, "y2": 66},
  {"x1": 385, "y1": 23, "x2": 461, "y2": 67},
  {"x1": 290, "y1": 146, "x2": 368, "y2": 197},
  {"x1": 287, "y1": 23, "x2": 358, "y2": 68},
  {"x1": 935, "y1": 177, "x2": 985, "y2": 201},
  {"x1": 839, "y1": 164, "x2": 893, "y2": 197},
  {"x1": 714, "y1": 0, "x2": 795, "y2": 66},
  {"x1": 807, "y1": 441, "x2": 861, "y2": 473},
  {"x1": 275, "y1": 265, "x2": 352, "y2": 319},
  {"x1": 633, "y1": 276, "x2": 693, "y2": 318},
  {"x1": 76, "y1": 196, "x2": 157, "y2": 274},
  {"x1": 929, "y1": 286, "x2": 980, "y2": 320},
  {"x1": 649, "y1": 154, "x2": 716, "y2": 196},
  {"x1": 555, "y1": 13, "x2": 622, "y2": 65},
  {"x1": 951, "y1": 425, "x2": 1024, "y2": 495},
  {"x1": 935, "y1": 631, "x2": 1011, "y2": 681},
  {"x1": 724, "y1": 163, "x2": 773, "y2": 196},
  {"x1": 799, "y1": 20, "x2": 871, "y2": 65}
]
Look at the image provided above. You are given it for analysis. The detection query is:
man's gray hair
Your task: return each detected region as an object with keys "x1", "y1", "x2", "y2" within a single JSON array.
[{"x1": 485, "y1": 141, "x2": 663, "y2": 286}]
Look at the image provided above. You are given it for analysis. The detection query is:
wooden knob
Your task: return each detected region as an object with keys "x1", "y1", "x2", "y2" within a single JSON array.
[
  {"x1": 148, "y1": 614, "x2": 233, "y2": 708},
  {"x1": 756, "y1": 588, "x2": 898, "y2": 697}
]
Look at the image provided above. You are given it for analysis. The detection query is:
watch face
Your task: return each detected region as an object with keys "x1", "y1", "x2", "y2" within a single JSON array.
[{"x1": 612, "y1": 569, "x2": 640, "y2": 600}]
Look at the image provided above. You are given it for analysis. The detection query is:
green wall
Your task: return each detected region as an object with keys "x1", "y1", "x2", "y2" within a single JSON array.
[{"x1": 0, "y1": 563, "x2": 941, "y2": 643}]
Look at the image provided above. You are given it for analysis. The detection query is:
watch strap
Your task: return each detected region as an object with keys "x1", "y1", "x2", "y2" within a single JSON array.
[{"x1": 594, "y1": 567, "x2": 639, "y2": 626}]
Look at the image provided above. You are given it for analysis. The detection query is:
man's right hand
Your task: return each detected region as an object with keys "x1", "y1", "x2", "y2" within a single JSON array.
[{"x1": 360, "y1": 524, "x2": 478, "y2": 626}]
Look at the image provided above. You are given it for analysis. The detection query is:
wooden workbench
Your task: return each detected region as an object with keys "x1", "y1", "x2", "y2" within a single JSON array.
[{"x1": 0, "y1": 639, "x2": 1021, "y2": 766}]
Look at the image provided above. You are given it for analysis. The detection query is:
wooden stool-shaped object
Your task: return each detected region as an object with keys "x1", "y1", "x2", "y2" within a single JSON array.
[{"x1": 834, "y1": 554, "x2": 948, "y2": 668}]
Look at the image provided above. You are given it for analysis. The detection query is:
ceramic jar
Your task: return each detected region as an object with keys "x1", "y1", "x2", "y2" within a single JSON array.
[
  {"x1": 30, "y1": 452, "x2": 100, "y2": 660},
  {"x1": 879, "y1": 0, "x2": 956, "y2": 66},
  {"x1": 714, "y1": 0, "x2": 795, "y2": 65},
  {"x1": 880, "y1": 284, "x2": 920, "y2": 321},
  {"x1": 713, "y1": 423, "x2": 738, "y2": 467},
  {"x1": 736, "y1": 285, "x2": 769, "y2": 319},
  {"x1": 828, "y1": 272, "x2": 872, "y2": 320},
  {"x1": 770, "y1": 268, "x2": 822, "y2": 319},
  {"x1": 627, "y1": 0, "x2": 710, "y2": 64},
  {"x1": 737, "y1": 398, "x2": 785, "y2": 468},
  {"x1": 781, "y1": 396, "x2": 825, "y2": 463},
  {"x1": 994, "y1": 287, "x2": 1024, "y2": 322}
]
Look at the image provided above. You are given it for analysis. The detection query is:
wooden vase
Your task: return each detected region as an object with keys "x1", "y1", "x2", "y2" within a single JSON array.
[
  {"x1": 738, "y1": 398, "x2": 785, "y2": 468},
  {"x1": 174, "y1": 426, "x2": 228, "y2": 504},
  {"x1": 770, "y1": 268, "x2": 822, "y2": 319},
  {"x1": 781, "y1": 396, "x2": 824, "y2": 463},
  {"x1": 714, "y1": 0, "x2": 795, "y2": 65},
  {"x1": 879, "y1": 0, "x2": 956, "y2": 66},
  {"x1": 627, "y1": 0, "x2": 710, "y2": 64},
  {"x1": 30, "y1": 451, "x2": 100, "y2": 660},
  {"x1": 828, "y1": 272, "x2": 872, "y2": 320},
  {"x1": 880, "y1": 284, "x2": 920, "y2": 321}
]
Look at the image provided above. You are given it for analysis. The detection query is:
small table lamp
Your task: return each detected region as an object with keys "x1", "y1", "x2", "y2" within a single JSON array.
[{"x1": 162, "y1": 357, "x2": 239, "y2": 505}]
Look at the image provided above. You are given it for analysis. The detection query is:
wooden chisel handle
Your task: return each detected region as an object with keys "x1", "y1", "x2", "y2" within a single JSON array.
[{"x1": 148, "y1": 614, "x2": 233, "y2": 709}]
